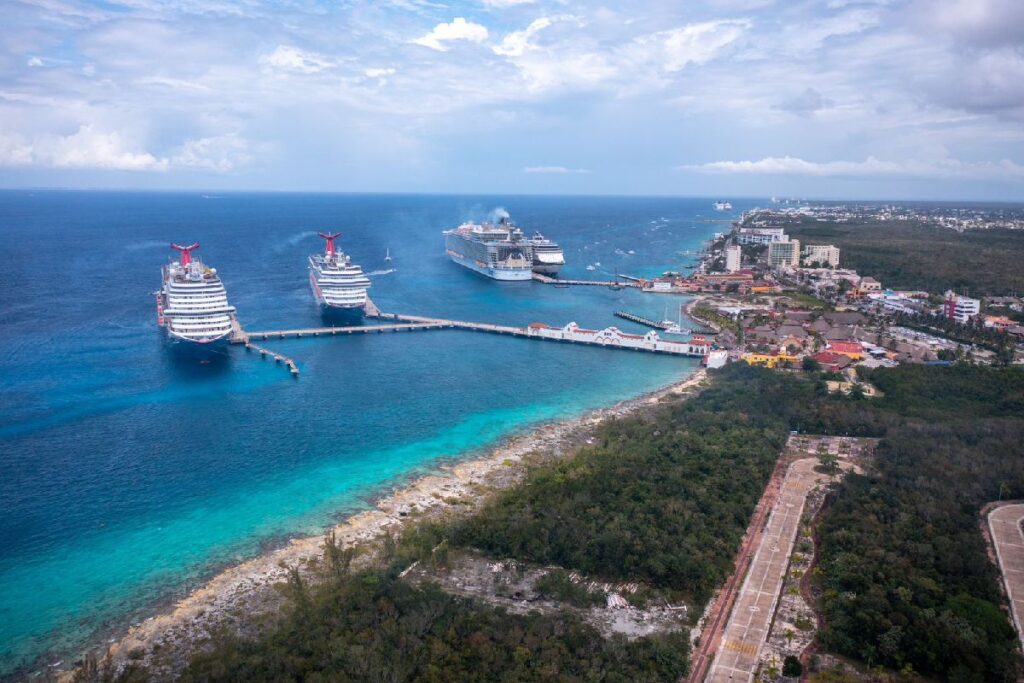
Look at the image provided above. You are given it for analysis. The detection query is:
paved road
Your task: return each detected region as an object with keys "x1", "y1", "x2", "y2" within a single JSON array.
[
  {"x1": 988, "y1": 504, "x2": 1024, "y2": 655},
  {"x1": 706, "y1": 458, "x2": 832, "y2": 682}
]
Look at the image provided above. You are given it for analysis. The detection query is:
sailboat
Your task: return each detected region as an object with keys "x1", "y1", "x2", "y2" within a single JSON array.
[{"x1": 385, "y1": 248, "x2": 392, "y2": 262}]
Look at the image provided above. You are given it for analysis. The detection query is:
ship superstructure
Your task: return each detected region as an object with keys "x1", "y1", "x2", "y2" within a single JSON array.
[
  {"x1": 308, "y1": 232, "x2": 371, "y2": 312},
  {"x1": 526, "y1": 231, "x2": 565, "y2": 275},
  {"x1": 157, "y1": 243, "x2": 236, "y2": 345},
  {"x1": 443, "y1": 216, "x2": 534, "y2": 281}
]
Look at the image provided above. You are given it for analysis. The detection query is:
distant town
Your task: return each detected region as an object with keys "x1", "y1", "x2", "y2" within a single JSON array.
[{"x1": 626, "y1": 204, "x2": 1024, "y2": 397}]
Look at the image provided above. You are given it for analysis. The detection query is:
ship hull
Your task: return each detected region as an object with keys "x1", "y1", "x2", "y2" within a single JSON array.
[
  {"x1": 309, "y1": 271, "x2": 367, "y2": 312},
  {"x1": 446, "y1": 250, "x2": 532, "y2": 281},
  {"x1": 532, "y1": 264, "x2": 562, "y2": 276}
]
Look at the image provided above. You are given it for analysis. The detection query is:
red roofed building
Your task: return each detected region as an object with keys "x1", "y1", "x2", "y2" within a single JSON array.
[
  {"x1": 826, "y1": 340, "x2": 865, "y2": 360},
  {"x1": 812, "y1": 351, "x2": 851, "y2": 372}
]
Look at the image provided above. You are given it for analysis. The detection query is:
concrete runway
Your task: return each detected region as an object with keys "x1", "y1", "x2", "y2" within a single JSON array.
[
  {"x1": 706, "y1": 458, "x2": 831, "y2": 682},
  {"x1": 988, "y1": 504, "x2": 1024, "y2": 655}
]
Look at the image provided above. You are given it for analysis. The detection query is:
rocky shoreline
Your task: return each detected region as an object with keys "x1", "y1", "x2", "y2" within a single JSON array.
[{"x1": 64, "y1": 367, "x2": 708, "y2": 681}]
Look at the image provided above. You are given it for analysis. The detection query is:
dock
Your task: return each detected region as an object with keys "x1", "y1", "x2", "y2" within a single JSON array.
[
  {"x1": 531, "y1": 273, "x2": 639, "y2": 288},
  {"x1": 613, "y1": 310, "x2": 716, "y2": 335},
  {"x1": 227, "y1": 297, "x2": 713, "y2": 378}
]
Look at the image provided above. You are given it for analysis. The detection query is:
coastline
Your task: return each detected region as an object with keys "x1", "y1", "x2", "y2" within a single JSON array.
[{"x1": 71, "y1": 366, "x2": 708, "y2": 681}]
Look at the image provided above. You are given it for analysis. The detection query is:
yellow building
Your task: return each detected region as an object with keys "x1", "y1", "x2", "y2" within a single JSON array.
[{"x1": 741, "y1": 352, "x2": 799, "y2": 368}]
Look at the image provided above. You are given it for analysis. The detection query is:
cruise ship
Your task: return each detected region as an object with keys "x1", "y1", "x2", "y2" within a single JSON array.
[
  {"x1": 713, "y1": 201, "x2": 733, "y2": 211},
  {"x1": 443, "y1": 216, "x2": 534, "y2": 281},
  {"x1": 527, "y1": 231, "x2": 565, "y2": 275},
  {"x1": 157, "y1": 243, "x2": 236, "y2": 346},
  {"x1": 308, "y1": 232, "x2": 371, "y2": 314}
]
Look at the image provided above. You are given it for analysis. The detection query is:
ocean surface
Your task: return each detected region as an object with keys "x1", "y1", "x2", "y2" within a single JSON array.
[{"x1": 0, "y1": 191, "x2": 753, "y2": 675}]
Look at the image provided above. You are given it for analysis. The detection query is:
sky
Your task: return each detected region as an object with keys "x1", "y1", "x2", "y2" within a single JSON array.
[{"x1": 1, "y1": 0, "x2": 1023, "y2": 200}]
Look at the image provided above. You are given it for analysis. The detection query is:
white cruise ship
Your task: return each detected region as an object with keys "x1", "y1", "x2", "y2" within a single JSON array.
[
  {"x1": 527, "y1": 231, "x2": 565, "y2": 275},
  {"x1": 443, "y1": 216, "x2": 533, "y2": 281},
  {"x1": 157, "y1": 243, "x2": 236, "y2": 345},
  {"x1": 308, "y1": 232, "x2": 370, "y2": 313},
  {"x1": 713, "y1": 201, "x2": 733, "y2": 211}
]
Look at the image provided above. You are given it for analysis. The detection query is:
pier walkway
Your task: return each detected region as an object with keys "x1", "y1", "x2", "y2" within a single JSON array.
[
  {"x1": 228, "y1": 297, "x2": 712, "y2": 378},
  {"x1": 531, "y1": 273, "x2": 639, "y2": 288}
]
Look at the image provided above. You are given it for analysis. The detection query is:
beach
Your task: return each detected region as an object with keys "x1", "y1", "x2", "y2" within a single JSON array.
[{"x1": 83, "y1": 367, "x2": 708, "y2": 681}]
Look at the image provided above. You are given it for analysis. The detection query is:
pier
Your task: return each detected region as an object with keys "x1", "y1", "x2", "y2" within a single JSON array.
[
  {"x1": 614, "y1": 310, "x2": 716, "y2": 335},
  {"x1": 228, "y1": 297, "x2": 713, "y2": 378},
  {"x1": 531, "y1": 273, "x2": 639, "y2": 288}
]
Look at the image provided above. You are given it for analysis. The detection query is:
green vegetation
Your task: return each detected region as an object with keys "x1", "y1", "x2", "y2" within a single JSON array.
[
  {"x1": 814, "y1": 365, "x2": 1024, "y2": 682},
  {"x1": 452, "y1": 364, "x2": 811, "y2": 606},
  {"x1": 887, "y1": 311, "x2": 1018, "y2": 363},
  {"x1": 182, "y1": 564, "x2": 688, "y2": 682},
  {"x1": 534, "y1": 569, "x2": 606, "y2": 608},
  {"x1": 787, "y1": 219, "x2": 1024, "y2": 295},
  {"x1": 691, "y1": 302, "x2": 738, "y2": 334}
]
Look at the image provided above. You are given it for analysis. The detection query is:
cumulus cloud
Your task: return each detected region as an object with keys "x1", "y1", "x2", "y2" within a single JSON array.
[
  {"x1": 413, "y1": 18, "x2": 489, "y2": 52},
  {"x1": 0, "y1": 125, "x2": 167, "y2": 171},
  {"x1": 260, "y1": 45, "x2": 334, "y2": 73},
  {"x1": 524, "y1": 165, "x2": 591, "y2": 173},
  {"x1": 681, "y1": 155, "x2": 1024, "y2": 180},
  {"x1": 775, "y1": 87, "x2": 834, "y2": 115},
  {"x1": 0, "y1": 126, "x2": 252, "y2": 173}
]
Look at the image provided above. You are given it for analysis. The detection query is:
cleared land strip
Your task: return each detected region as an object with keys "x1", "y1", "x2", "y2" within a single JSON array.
[
  {"x1": 705, "y1": 458, "x2": 834, "y2": 683},
  {"x1": 987, "y1": 504, "x2": 1024, "y2": 655}
]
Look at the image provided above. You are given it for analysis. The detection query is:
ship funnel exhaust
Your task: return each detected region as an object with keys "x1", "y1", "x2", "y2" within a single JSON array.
[
  {"x1": 171, "y1": 242, "x2": 199, "y2": 266},
  {"x1": 319, "y1": 232, "x2": 341, "y2": 256}
]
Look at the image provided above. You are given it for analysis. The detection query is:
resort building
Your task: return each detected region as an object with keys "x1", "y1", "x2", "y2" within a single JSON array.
[
  {"x1": 803, "y1": 244, "x2": 840, "y2": 268},
  {"x1": 725, "y1": 245, "x2": 742, "y2": 273},
  {"x1": 943, "y1": 291, "x2": 981, "y2": 323},
  {"x1": 736, "y1": 227, "x2": 788, "y2": 245},
  {"x1": 767, "y1": 240, "x2": 801, "y2": 269}
]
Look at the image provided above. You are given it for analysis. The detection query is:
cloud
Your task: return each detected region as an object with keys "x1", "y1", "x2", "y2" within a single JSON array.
[
  {"x1": 0, "y1": 125, "x2": 167, "y2": 171},
  {"x1": 922, "y1": 0, "x2": 1024, "y2": 48},
  {"x1": 0, "y1": 126, "x2": 252, "y2": 173},
  {"x1": 651, "y1": 19, "x2": 750, "y2": 72},
  {"x1": 413, "y1": 17, "x2": 489, "y2": 52},
  {"x1": 481, "y1": 0, "x2": 536, "y2": 6},
  {"x1": 775, "y1": 87, "x2": 834, "y2": 115},
  {"x1": 364, "y1": 67, "x2": 396, "y2": 78},
  {"x1": 260, "y1": 45, "x2": 334, "y2": 73},
  {"x1": 170, "y1": 134, "x2": 250, "y2": 172},
  {"x1": 681, "y1": 155, "x2": 1024, "y2": 180},
  {"x1": 524, "y1": 165, "x2": 591, "y2": 174},
  {"x1": 493, "y1": 17, "x2": 554, "y2": 57}
]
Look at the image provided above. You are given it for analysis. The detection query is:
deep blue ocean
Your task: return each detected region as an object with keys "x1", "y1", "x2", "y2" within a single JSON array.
[{"x1": 0, "y1": 191, "x2": 751, "y2": 674}]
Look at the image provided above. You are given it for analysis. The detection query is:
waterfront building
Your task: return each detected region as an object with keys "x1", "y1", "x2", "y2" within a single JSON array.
[
  {"x1": 802, "y1": 244, "x2": 840, "y2": 268},
  {"x1": 725, "y1": 245, "x2": 742, "y2": 272},
  {"x1": 767, "y1": 240, "x2": 801, "y2": 269},
  {"x1": 736, "y1": 227, "x2": 788, "y2": 245}
]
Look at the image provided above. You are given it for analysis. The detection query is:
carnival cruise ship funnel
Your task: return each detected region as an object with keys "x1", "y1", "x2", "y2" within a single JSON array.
[{"x1": 157, "y1": 243, "x2": 236, "y2": 345}]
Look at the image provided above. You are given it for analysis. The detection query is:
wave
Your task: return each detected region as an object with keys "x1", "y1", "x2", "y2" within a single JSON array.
[{"x1": 366, "y1": 268, "x2": 396, "y2": 277}]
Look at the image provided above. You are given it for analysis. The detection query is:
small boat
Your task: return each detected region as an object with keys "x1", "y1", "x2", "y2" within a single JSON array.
[
  {"x1": 554, "y1": 282, "x2": 570, "y2": 289},
  {"x1": 608, "y1": 283, "x2": 623, "y2": 291},
  {"x1": 385, "y1": 248, "x2": 392, "y2": 262},
  {"x1": 586, "y1": 264, "x2": 597, "y2": 272}
]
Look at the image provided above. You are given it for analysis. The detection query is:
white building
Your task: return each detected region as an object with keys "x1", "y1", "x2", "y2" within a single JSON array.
[
  {"x1": 725, "y1": 245, "x2": 742, "y2": 273},
  {"x1": 944, "y1": 291, "x2": 980, "y2": 323},
  {"x1": 767, "y1": 240, "x2": 801, "y2": 269},
  {"x1": 803, "y1": 244, "x2": 840, "y2": 268},
  {"x1": 736, "y1": 227, "x2": 788, "y2": 245}
]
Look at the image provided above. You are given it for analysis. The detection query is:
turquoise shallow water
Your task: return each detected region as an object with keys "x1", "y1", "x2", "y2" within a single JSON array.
[{"x1": 0, "y1": 191, "x2": 752, "y2": 674}]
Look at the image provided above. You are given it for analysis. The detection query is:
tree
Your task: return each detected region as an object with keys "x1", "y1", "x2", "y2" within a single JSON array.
[
  {"x1": 783, "y1": 655, "x2": 803, "y2": 677},
  {"x1": 803, "y1": 356, "x2": 821, "y2": 372}
]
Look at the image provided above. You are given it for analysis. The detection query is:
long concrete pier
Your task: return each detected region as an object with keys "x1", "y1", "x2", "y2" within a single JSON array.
[
  {"x1": 531, "y1": 273, "x2": 639, "y2": 288},
  {"x1": 228, "y1": 297, "x2": 713, "y2": 378}
]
